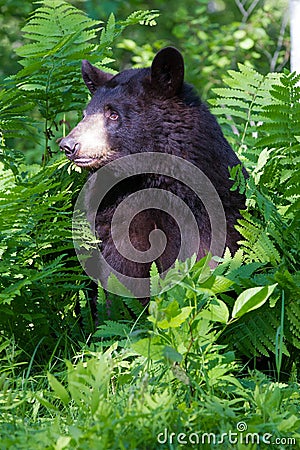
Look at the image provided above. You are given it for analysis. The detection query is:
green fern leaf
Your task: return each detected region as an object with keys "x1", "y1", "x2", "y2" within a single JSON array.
[{"x1": 94, "y1": 320, "x2": 131, "y2": 339}]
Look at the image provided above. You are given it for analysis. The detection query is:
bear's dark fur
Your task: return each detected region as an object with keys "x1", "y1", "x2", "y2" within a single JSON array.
[{"x1": 60, "y1": 47, "x2": 246, "y2": 296}]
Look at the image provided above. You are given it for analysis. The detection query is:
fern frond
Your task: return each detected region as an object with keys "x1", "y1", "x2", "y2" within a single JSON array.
[
  {"x1": 215, "y1": 67, "x2": 300, "y2": 273},
  {"x1": 94, "y1": 320, "x2": 131, "y2": 339},
  {"x1": 228, "y1": 306, "x2": 289, "y2": 358},
  {"x1": 122, "y1": 297, "x2": 144, "y2": 316},
  {"x1": 118, "y1": 10, "x2": 159, "y2": 27},
  {"x1": 257, "y1": 72, "x2": 300, "y2": 149},
  {"x1": 14, "y1": 1, "x2": 100, "y2": 82},
  {"x1": 150, "y1": 262, "x2": 160, "y2": 297},
  {"x1": 0, "y1": 89, "x2": 34, "y2": 140},
  {"x1": 287, "y1": 302, "x2": 300, "y2": 346},
  {"x1": 211, "y1": 66, "x2": 279, "y2": 156},
  {"x1": 78, "y1": 290, "x2": 95, "y2": 335},
  {"x1": 236, "y1": 217, "x2": 281, "y2": 265}
]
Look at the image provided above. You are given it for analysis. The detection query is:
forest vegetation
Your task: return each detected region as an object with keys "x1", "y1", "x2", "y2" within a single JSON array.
[{"x1": 0, "y1": 1, "x2": 299, "y2": 449}]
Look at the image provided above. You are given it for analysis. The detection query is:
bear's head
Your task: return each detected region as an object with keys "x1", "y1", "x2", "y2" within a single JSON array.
[{"x1": 59, "y1": 47, "x2": 186, "y2": 169}]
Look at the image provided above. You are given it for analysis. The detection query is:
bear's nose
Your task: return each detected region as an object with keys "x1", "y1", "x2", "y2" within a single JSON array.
[{"x1": 60, "y1": 137, "x2": 80, "y2": 159}]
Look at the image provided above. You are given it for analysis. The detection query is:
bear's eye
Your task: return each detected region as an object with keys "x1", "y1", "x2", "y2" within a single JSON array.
[
  {"x1": 105, "y1": 105, "x2": 119, "y2": 122},
  {"x1": 109, "y1": 110, "x2": 119, "y2": 121}
]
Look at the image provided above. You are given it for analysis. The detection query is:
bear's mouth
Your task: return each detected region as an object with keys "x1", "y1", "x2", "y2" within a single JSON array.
[
  {"x1": 73, "y1": 152, "x2": 114, "y2": 169},
  {"x1": 73, "y1": 157, "x2": 97, "y2": 167}
]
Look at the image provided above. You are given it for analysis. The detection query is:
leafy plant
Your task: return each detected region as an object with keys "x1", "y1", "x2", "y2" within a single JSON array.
[
  {"x1": 0, "y1": 158, "x2": 87, "y2": 359},
  {"x1": 0, "y1": 0, "x2": 159, "y2": 359},
  {"x1": 118, "y1": 0, "x2": 289, "y2": 99},
  {"x1": 211, "y1": 67, "x2": 300, "y2": 365},
  {"x1": 1, "y1": 261, "x2": 299, "y2": 449}
]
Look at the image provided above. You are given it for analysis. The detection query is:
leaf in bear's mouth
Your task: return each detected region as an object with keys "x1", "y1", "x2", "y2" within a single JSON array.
[{"x1": 74, "y1": 158, "x2": 96, "y2": 167}]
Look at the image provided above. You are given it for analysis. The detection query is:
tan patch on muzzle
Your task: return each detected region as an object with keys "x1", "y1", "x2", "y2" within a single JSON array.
[{"x1": 64, "y1": 114, "x2": 112, "y2": 168}]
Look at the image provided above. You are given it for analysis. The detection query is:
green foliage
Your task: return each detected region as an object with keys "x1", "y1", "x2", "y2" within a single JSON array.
[
  {"x1": 223, "y1": 70, "x2": 299, "y2": 268},
  {"x1": 1, "y1": 270, "x2": 299, "y2": 448},
  {"x1": 231, "y1": 283, "x2": 277, "y2": 318},
  {"x1": 0, "y1": 1, "x2": 299, "y2": 448},
  {"x1": 0, "y1": 157, "x2": 87, "y2": 357},
  {"x1": 0, "y1": 88, "x2": 33, "y2": 142},
  {"x1": 0, "y1": 0, "x2": 33, "y2": 81},
  {"x1": 92, "y1": 251, "x2": 298, "y2": 366},
  {"x1": 0, "y1": 0, "x2": 158, "y2": 357},
  {"x1": 117, "y1": 0, "x2": 289, "y2": 99},
  {"x1": 176, "y1": 0, "x2": 289, "y2": 90},
  {"x1": 211, "y1": 67, "x2": 300, "y2": 362}
]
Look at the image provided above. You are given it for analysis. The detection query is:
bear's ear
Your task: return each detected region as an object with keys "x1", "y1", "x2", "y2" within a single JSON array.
[
  {"x1": 150, "y1": 47, "x2": 184, "y2": 97},
  {"x1": 81, "y1": 60, "x2": 114, "y2": 94}
]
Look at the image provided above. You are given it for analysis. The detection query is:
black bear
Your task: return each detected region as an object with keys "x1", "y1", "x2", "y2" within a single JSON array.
[{"x1": 60, "y1": 47, "x2": 246, "y2": 298}]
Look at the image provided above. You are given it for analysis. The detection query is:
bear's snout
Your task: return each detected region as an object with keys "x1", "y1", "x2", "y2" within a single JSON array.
[{"x1": 60, "y1": 137, "x2": 80, "y2": 159}]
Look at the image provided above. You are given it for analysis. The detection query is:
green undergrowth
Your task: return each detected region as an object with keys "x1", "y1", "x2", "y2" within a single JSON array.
[
  {"x1": 0, "y1": 254, "x2": 299, "y2": 449},
  {"x1": 1, "y1": 258, "x2": 300, "y2": 449}
]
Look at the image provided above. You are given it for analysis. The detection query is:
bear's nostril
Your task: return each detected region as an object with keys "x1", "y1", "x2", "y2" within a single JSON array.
[{"x1": 60, "y1": 139, "x2": 80, "y2": 158}]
